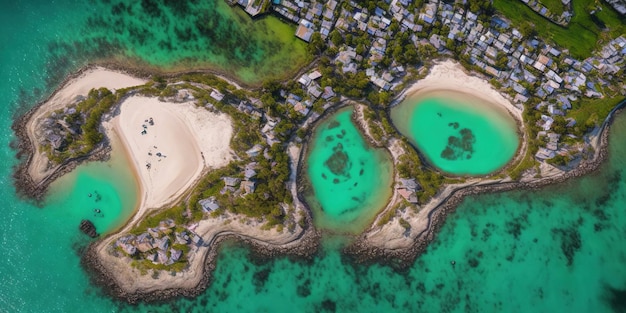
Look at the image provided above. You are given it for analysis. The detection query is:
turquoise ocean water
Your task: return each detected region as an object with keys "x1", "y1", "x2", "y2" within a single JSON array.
[
  {"x1": 1, "y1": 1, "x2": 625, "y2": 312},
  {"x1": 391, "y1": 94, "x2": 519, "y2": 175}
]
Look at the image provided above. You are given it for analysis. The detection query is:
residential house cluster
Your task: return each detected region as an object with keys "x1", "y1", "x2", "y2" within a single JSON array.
[
  {"x1": 115, "y1": 219, "x2": 197, "y2": 266},
  {"x1": 408, "y1": 1, "x2": 624, "y2": 163},
  {"x1": 218, "y1": 162, "x2": 258, "y2": 197},
  {"x1": 271, "y1": 0, "x2": 339, "y2": 41},
  {"x1": 231, "y1": 0, "x2": 269, "y2": 17}
]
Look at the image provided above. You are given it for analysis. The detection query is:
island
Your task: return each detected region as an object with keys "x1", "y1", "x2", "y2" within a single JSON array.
[{"x1": 12, "y1": 0, "x2": 625, "y2": 303}]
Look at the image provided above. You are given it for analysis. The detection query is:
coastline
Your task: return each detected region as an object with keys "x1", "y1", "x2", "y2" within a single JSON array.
[
  {"x1": 344, "y1": 101, "x2": 625, "y2": 269},
  {"x1": 12, "y1": 60, "x2": 624, "y2": 303},
  {"x1": 388, "y1": 59, "x2": 528, "y2": 177},
  {"x1": 12, "y1": 65, "x2": 321, "y2": 303},
  {"x1": 12, "y1": 66, "x2": 149, "y2": 201}
]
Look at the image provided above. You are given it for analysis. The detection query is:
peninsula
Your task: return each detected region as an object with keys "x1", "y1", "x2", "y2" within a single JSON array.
[{"x1": 12, "y1": 0, "x2": 625, "y2": 303}]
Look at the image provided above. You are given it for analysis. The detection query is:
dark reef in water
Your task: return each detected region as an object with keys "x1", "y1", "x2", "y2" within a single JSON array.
[
  {"x1": 551, "y1": 226, "x2": 582, "y2": 266},
  {"x1": 605, "y1": 285, "x2": 626, "y2": 313},
  {"x1": 325, "y1": 144, "x2": 351, "y2": 176},
  {"x1": 441, "y1": 127, "x2": 476, "y2": 161}
]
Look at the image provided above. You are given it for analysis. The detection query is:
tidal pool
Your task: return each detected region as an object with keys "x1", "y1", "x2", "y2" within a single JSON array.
[
  {"x1": 304, "y1": 107, "x2": 393, "y2": 233},
  {"x1": 391, "y1": 92, "x2": 519, "y2": 175},
  {"x1": 45, "y1": 133, "x2": 139, "y2": 234}
]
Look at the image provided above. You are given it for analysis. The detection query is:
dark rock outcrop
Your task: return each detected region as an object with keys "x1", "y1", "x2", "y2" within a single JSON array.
[{"x1": 79, "y1": 220, "x2": 98, "y2": 238}]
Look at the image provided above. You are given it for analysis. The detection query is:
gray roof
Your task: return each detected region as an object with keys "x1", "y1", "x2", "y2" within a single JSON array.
[
  {"x1": 199, "y1": 198, "x2": 220, "y2": 212},
  {"x1": 223, "y1": 177, "x2": 241, "y2": 187}
]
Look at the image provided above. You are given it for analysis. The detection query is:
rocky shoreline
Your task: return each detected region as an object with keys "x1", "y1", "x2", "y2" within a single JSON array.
[
  {"x1": 12, "y1": 60, "x2": 625, "y2": 304},
  {"x1": 345, "y1": 105, "x2": 623, "y2": 268},
  {"x1": 82, "y1": 222, "x2": 320, "y2": 303}
]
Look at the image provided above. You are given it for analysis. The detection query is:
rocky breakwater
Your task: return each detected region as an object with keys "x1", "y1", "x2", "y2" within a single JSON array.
[
  {"x1": 82, "y1": 208, "x2": 319, "y2": 303},
  {"x1": 345, "y1": 105, "x2": 621, "y2": 268}
]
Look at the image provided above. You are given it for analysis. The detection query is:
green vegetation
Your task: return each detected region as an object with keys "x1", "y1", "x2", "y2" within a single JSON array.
[
  {"x1": 396, "y1": 140, "x2": 444, "y2": 203},
  {"x1": 377, "y1": 207, "x2": 397, "y2": 227},
  {"x1": 538, "y1": 0, "x2": 567, "y2": 15},
  {"x1": 567, "y1": 96, "x2": 624, "y2": 132},
  {"x1": 399, "y1": 218, "x2": 411, "y2": 230},
  {"x1": 493, "y1": 0, "x2": 626, "y2": 58},
  {"x1": 42, "y1": 87, "x2": 126, "y2": 164}
]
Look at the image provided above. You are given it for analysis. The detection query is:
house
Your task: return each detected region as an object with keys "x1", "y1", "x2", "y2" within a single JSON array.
[
  {"x1": 169, "y1": 249, "x2": 182, "y2": 263},
  {"x1": 175, "y1": 231, "x2": 190, "y2": 244},
  {"x1": 535, "y1": 147, "x2": 556, "y2": 160},
  {"x1": 295, "y1": 20, "x2": 315, "y2": 42},
  {"x1": 244, "y1": 168, "x2": 257, "y2": 179},
  {"x1": 223, "y1": 177, "x2": 241, "y2": 187},
  {"x1": 47, "y1": 134, "x2": 64, "y2": 150},
  {"x1": 321, "y1": 86, "x2": 336, "y2": 100},
  {"x1": 157, "y1": 250, "x2": 168, "y2": 264},
  {"x1": 241, "y1": 181, "x2": 257, "y2": 194},
  {"x1": 210, "y1": 90, "x2": 224, "y2": 101},
  {"x1": 246, "y1": 144, "x2": 264, "y2": 157},
  {"x1": 307, "y1": 84, "x2": 323, "y2": 98},
  {"x1": 298, "y1": 74, "x2": 312, "y2": 86},
  {"x1": 119, "y1": 242, "x2": 136, "y2": 255},
  {"x1": 397, "y1": 178, "x2": 420, "y2": 204},
  {"x1": 155, "y1": 236, "x2": 170, "y2": 251},
  {"x1": 136, "y1": 233, "x2": 154, "y2": 252},
  {"x1": 199, "y1": 197, "x2": 220, "y2": 212},
  {"x1": 308, "y1": 70, "x2": 322, "y2": 80}
]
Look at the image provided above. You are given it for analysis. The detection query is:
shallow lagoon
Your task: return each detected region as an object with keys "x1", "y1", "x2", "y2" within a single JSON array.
[
  {"x1": 45, "y1": 134, "x2": 139, "y2": 235},
  {"x1": 391, "y1": 92, "x2": 519, "y2": 175},
  {"x1": 304, "y1": 108, "x2": 393, "y2": 233}
]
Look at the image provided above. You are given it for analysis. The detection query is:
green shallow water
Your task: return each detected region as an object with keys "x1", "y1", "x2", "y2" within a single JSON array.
[
  {"x1": 2, "y1": 1, "x2": 626, "y2": 312},
  {"x1": 391, "y1": 93, "x2": 519, "y2": 175},
  {"x1": 45, "y1": 136, "x2": 139, "y2": 235},
  {"x1": 304, "y1": 108, "x2": 393, "y2": 233}
]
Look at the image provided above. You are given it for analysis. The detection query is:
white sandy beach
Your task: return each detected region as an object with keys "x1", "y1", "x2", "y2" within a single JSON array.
[
  {"x1": 27, "y1": 67, "x2": 148, "y2": 182},
  {"x1": 110, "y1": 96, "x2": 233, "y2": 219},
  {"x1": 399, "y1": 60, "x2": 523, "y2": 122}
]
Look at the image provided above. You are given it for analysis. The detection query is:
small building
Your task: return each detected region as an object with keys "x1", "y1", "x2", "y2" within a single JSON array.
[
  {"x1": 157, "y1": 250, "x2": 168, "y2": 264},
  {"x1": 199, "y1": 198, "x2": 220, "y2": 212},
  {"x1": 155, "y1": 237, "x2": 170, "y2": 251},
  {"x1": 210, "y1": 90, "x2": 224, "y2": 101},
  {"x1": 169, "y1": 248, "x2": 182, "y2": 263},
  {"x1": 222, "y1": 177, "x2": 241, "y2": 187},
  {"x1": 241, "y1": 180, "x2": 257, "y2": 194},
  {"x1": 246, "y1": 144, "x2": 264, "y2": 157}
]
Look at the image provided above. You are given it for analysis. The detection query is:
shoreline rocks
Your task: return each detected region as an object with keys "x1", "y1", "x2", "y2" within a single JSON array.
[
  {"x1": 344, "y1": 106, "x2": 621, "y2": 269},
  {"x1": 79, "y1": 220, "x2": 99, "y2": 238},
  {"x1": 81, "y1": 224, "x2": 320, "y2": 304}
]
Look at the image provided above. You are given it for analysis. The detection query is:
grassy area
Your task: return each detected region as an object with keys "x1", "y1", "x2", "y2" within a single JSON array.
[
  {"x1": 493, "y1": 0, "x2": 626, "y2": 59},
  {"x1": 538, "y1": 0, "x2": 567, "y2": 15},
  {"x1": 567, "y1": 96, "x2": 624, "y2": 129}
]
